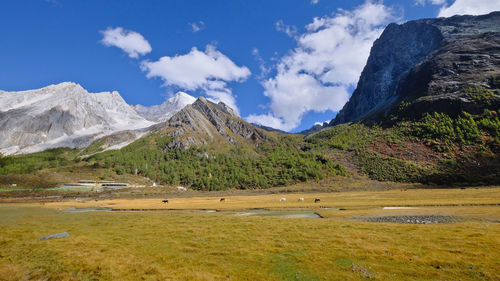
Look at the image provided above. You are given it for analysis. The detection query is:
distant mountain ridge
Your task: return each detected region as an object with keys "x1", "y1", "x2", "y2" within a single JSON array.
[
  {"x1": 133, "y1": 92, "x2": 196, "y2": 122},
  {"x1": 332, "y1": 12, "x2": 500, "y2": 125},
  {"x1": 0, "y1": 82, "x2": 263, "y2": 156},
  {"x1": 0, "y1": 82, "x2": 165, "y2": 155}
]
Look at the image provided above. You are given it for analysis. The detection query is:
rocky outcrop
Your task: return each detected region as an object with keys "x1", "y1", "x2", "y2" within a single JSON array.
[
  {"x1": 332, "y1": 12, "x2": 500, "y2": 125},
  {"x1": 161, "y1": 97, "x2": 265, "y2": 149}
]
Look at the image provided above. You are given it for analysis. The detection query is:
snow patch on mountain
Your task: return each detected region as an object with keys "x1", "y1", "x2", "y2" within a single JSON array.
[
  {"x1": 134, "y1": 91, "x2": 196, "y2": 122},
  {"x1": 0, "y1": 82, "x2": 155, "y2": 155}
]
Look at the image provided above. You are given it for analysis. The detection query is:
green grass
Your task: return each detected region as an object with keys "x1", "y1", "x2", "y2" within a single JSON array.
[{"x1": 0, "y1": 148, "x2": 78, "y2": 175}]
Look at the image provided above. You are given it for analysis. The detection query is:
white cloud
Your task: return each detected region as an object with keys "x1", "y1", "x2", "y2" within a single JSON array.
[
  {"x1": 276, "y1": 20, "x2": 298, "y2": 37},
  {"x1": 247, "y1": 114, "x2": 287, "y2": 130},
  {"x1": 252, "y1": 48, "x2": 270, "y2": 79},
  {"x1": 415, "y1": 0, "x2": 447, "y2": 6},
  {"x1": 314, "y1": 120, "x2": 329, "y2": 126},
  {"x1": 311, "y1": 0, "x2": 320, "y2": 4},
  {"x1": 205, "y1": 89, "x2": 238, "y2": 112},
  {"x1": 247, "y1": 1, "x2": 398, "y2": 131},
  {"x1": 438, "y1": 0, "x2": 500, "y2": 17},
  {"x1": 141, "y1": 45, "x2": 250, "y2": 112},
  {"x1": 190, "y1": 21, "x2": 205, "y2": 32},
  {"x1": 100, "y1": 27, "x2": 152, "y2": 58}
]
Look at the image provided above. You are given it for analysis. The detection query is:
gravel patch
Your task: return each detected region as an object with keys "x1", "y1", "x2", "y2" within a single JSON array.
[{"x1": 360, "y1": 215, "x2": 457, "y2": 224}]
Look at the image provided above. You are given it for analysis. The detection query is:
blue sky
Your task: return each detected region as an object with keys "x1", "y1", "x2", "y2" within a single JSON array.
[{"x1": 1, "y1": 0, "x2": 498, "y2": 132}]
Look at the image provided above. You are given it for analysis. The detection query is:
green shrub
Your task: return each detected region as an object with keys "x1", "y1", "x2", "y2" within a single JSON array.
[
  {"x1": 306, "y1": 123, "x2": 382, "y2": 150},
  {"x1": 0, "y1": 148, "x2": 77, "y2": 175},
  {"x1": 411, "y1": 112, "x2": 481, "y2": 147},
  {"x1": 357, "y1": 152, "x2": 427, "y2": 182},
  {"x1": 464, "y1": 87, "x2": 497, "y2": 107}
]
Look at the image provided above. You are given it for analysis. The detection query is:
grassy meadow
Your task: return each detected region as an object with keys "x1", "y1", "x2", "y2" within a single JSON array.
[
  {"x1": 0, "y1": 188, "x2": 499, "y2": 280},
  {"x1": 44, "y1": 187, "x2": 500, "y2": 210}
]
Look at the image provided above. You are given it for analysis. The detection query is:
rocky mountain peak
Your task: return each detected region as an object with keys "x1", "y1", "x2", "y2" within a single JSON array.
[
  {"x1": 0, "y1": 82, "x2": 154, "y2": 155},
  {"x1": 134, "y1": 91, "x2": 196, "y2": 122},
  {"x1": 332, "y1": 12, "x2": 500, "y2": 125},
  {"x1": 161, "y1": 97, "x2": 264, "y2": 149}
]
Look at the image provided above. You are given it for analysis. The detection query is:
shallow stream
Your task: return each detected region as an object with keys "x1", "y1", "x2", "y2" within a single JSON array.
[{"x1": 231, "y1": 209, "x2": 321, "y2": 218}]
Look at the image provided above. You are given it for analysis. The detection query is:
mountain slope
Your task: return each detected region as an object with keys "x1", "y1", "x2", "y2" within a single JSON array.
[
  {"x1": 133, "y1": 92, "x2": 196, "y2": 122},
  {"x1": 0, "y1": 82, "x2": 155, "y2": 155},
  {"x1": 304, "y1": 12, "x2": 500, "y2": 186},
  {"x1": 80, "y1": 97, "x2": 345, "y2": 190},
  {"x1": 157, "y1": 97, "x2": 265, "y2": 149},
  {"x1": 332, "y1": 12, "x2": 500, "y2": 125}
]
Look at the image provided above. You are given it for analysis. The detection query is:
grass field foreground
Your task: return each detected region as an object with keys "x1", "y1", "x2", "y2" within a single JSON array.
[{"x1": 0, "y1": 188, "x2": 499, "y2": 280}]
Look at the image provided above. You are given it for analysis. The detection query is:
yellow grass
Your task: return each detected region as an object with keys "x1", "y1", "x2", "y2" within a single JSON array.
[
  {"x1": 0, "y1": 188, "x2": 499, "y2": 280},
  {"x1": 43, "y1": 187, "x2": 500, "y2": 211}
]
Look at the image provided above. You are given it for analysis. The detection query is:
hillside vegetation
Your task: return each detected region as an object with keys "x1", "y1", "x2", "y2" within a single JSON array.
[
  {"x1": 84, "y1": 134, "x2": 345, "y2": 190},
  {"x1": 0, "y1": 133, "x2": 346, "y2": 190},
  {"x1": 1, "y1": 86, "x2": 498, "y2": 189},
  {"x1": 307, "y1": 104, "x2": 500, "y2": 185}
]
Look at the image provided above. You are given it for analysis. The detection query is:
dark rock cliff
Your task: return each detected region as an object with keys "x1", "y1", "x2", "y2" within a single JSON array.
[{"x1": 332, "y1": 12, "x2": 500, "y2": 125}]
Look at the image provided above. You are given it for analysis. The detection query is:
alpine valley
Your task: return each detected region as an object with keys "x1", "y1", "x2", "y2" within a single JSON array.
[{"x1": 1, "y1": 12, "x2": 499, "y2": 190}]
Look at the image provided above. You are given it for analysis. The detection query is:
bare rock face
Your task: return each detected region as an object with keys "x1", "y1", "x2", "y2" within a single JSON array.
[
  {"x1": 161, "y1": 97, "x2": 265, "y2": 149},
  {"x1": 332, "y1": 12, "x2": 500, "y2": 125},
  {"x1": 0, "y1": 82, "x2": 155, "y2": 155}
]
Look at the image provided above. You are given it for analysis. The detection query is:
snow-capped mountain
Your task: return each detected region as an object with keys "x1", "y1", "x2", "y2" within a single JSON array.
[
  {"x1": 133, "y1": 91, "x2": 196, "y2": 122},
  {"x1": 0, "y1": 82, "x2": 155, "y2": 155}
]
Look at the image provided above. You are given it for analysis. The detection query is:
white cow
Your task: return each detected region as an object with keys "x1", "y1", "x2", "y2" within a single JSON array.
[
  {"x1": 298, "y1": 198, "x2": 304, "y2": 202},
  {"x1": 280, "y1": 197, "x2": 286, "y2": 202}
]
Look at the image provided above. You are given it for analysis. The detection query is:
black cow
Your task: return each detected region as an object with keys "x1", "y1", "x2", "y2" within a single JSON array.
[
  {"x1": 162, "y1": 199, "x2": 169, "y2": 204},
  {"x1": 314, "y1": 198, "x2": 321, "y2": 203},
  {"x1": 220, "y1": 198, "x2": 226, "y2": 202}
]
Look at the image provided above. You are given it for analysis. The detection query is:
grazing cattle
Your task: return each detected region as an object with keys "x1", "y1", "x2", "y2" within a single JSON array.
[
  {"x1": 314, "y1": 198, "x2": 321, "y2": 203},
  {"x1": 280, "y1": 198, "x2": 286, "y2": 202},
  {"x1": 162, "y1": 199, "x2": 169, "y2": 204},
  {"x1": 298, "y1": 198, "x2": 304, "y2": 202},
  {"x1": 220, "y1": 198, "x2": 226, "y2": 202}
]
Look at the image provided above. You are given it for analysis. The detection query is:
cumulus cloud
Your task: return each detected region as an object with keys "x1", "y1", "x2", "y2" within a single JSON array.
[
  {"x1": 438, "y1": 0, "x2": 500, "y2": 17},
  {"x1": 141, "y1": 45, "x2": 250, "y2": 112},
  {"x1": 247, "y1": 1, "x2": 398, "y2": 131},
  {"x1": 190, "y1": 21, "x2": 205, "y2": 32},
  {"x1": 100, "y1": 27, "x2": 152, "y2": 58},
  {"x1": 276, "y1": 20, "x2": 298, "y2": 37},
  {"x1": 311, "y1": 0, "x2": 320, "y2": 4}
]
